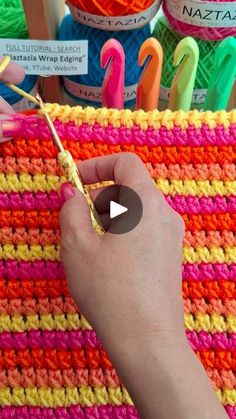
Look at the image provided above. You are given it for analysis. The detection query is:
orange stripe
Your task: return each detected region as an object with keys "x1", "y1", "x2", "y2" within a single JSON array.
[
  {"x1": 0, "y1": 296, "x2": 77, "y2": 315},
  {"x1": 0, "y1": 210, "x2": 234, "y2": 231},
  {"x1": 0, "y1": 228, "x2": 234, "y2": 248},
  {"x1": 184, "y1": 298, "x2": 236, "y2": 316},
  {"x1": 1, "y1": 139, "x2": 235, "y2": 164},
  {"x1": 0, "y1": 156, "x2": 235, "y2": 181},
  {"x1": 182, "y1": 280, "x2": 236, "y2": 300}
]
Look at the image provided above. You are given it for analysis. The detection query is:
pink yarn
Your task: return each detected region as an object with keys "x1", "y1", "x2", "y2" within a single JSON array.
[
  {"x1": 10, "y1": 115, "x2": 236, "y2": 147},
  {"x1": 182, "y1": 262, "x2": 236, "y2": 281},
  {"x1": 187, "y1": 331, "x2": 236, "y2": 351},
  {"x1": 0, "y1": 192, "x2": 235, "y2": 214},
  {"x1": 163, "y1": 0, "x2": 236, "y2": 40}
]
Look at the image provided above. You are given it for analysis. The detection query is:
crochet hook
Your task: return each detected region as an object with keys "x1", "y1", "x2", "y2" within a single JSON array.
[
  {"x1": 169, "y1": 37, "x2": 199, "y2": 112},
  {"x1": 101, "y1": 39, "x2": 125, "y2": 109},
  {"x1": 36, "y1": 94, "x2": 105, "y2": 234},
  {"x1": 204, "y1": 37, "x2": 236, "y2": 111},
  {"x1": 136, "y1": 37, "x2": 163, "y2": 112}
]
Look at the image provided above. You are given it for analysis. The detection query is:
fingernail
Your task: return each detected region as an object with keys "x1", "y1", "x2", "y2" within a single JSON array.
[
  {"x1": 59, "y1": 182, "x2": 76, "y2": 204},
  {"x1": 0, "y1": 116, "x2": 22, "y2": 138}
]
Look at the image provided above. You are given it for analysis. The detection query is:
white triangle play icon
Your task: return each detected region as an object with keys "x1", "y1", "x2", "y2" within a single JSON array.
[{"x1": 110, "y1": 201, "x2": 128, "y2": 219}]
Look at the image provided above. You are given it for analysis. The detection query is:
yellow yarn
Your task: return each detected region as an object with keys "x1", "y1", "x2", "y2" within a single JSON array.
[
  {"x1": 182, "y1": 247, "x2": 236, "y2": 264},
  {"x1": 0, "y1": 386, "x2": 131, "y2": 407},
  {"x1": 0, "y1": 244, "x2": 59, "y2": 261},
  {"x1": 0, "y1": 174, "x2": 66, "y2": 193},
  {"x1": 0, "y1": 174, "x2": 235, "y2": 197},
  {"x1": 184, "y1": 314, "x2": 236, "y2": 333},
  {"x1": 156, "y1": 179, "x2": 236, "y2": 197},
  {"x1": 0, "y1": 244, "x2": 234, "y2": 263},
  {"x1": 43, "y1": 104, "x2": 236, "y2": 131},
  {"x1": 0, "y1": 313, "x2": 86, "y2": 332}
]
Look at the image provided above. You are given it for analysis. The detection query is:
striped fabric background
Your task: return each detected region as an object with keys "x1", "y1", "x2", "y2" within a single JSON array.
[{"x1": 0, "y1": 106, "x2": 235, "y2": 418}]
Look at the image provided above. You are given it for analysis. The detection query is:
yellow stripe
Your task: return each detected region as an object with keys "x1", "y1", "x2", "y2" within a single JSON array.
[
  {"x1": 0, "y1": 386, "x2": 133, "y2": 407},
  {"x1": 0, "y1": 245, "x2": 234, "y2": 263},
  {"x1": 0, "y1": 314, "x2": 92, "y2": 333},
  {"x1": 0, "y1": 174, "x2": 65, "y2": 193},
  {"x1": 0, "y1": 244, "x2": 60, "y2": 261},
  {"x1": 156, "y1": 179, "x2": 236, "y2": 197},
  {"x1": 182, "y1": 247, "x2": 236, "y2": 264},
  {"x1": 43, "y1": 104, "x2": 236, "y2": 131},
  {"x1": 216, "y1": 389, "x2": 236, "y2": 405},
  {"x1": 0, "y1": 174, "x2": 235, "y2": 197},
  {"x1": 1, "y1": 313, "x2": 235, "y2": 334},
  {"x1": 0, "y1": 384, "x2": 234, "y2": 408},
  {"x1": 184, "y1": 313, "x2": 236, "y2": 333}
]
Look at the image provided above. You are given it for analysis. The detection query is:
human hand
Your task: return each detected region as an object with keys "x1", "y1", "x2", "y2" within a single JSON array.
[
  {"x1": 59, "y1": 153, "x2": 227, "y2": 419},
  {"x1": 0, "y1": 57, "x2": 25, "y2": 142},
  {"x1": 59, "y1": 152, "x2": 185, "y2": 346}
]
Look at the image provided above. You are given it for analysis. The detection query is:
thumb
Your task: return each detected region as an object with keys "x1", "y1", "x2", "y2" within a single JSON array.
[{"x1": 59, "y1": 183, "x2": 96, "y2": 247}]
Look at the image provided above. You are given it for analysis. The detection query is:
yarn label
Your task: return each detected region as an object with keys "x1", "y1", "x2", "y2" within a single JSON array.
[
  {"x1": 64, "y1": 77, "x2": 137, "y2": 103},
  {"x1": 0, "y1": 39, "x2": 88, "y2": 75},
  {"x1": 67, "y1": 0, "x2": 161, "y2": 31},
  {"x1": 160, "y1": 86, "x2": 207, "y2": 105},
  {"x1": 165, "y1": 0, "x2": 236, "y2": 28}
]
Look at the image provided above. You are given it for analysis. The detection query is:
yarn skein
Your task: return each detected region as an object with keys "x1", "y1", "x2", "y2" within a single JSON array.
[
  {"x1": 67, "y1": 0, "x2": 156, "y2": 16},
  {"x1": 0, "y1": 0, "x2": 28, "y2": 39},
  {"x1": 58, "y1": 14, "x2": 151, "y2": 108},
  {"x1": 152, "y1": 16, "x2": 221, "y2": 110},
  {"x1": 163, "y1": 0, "x2": 236, "y2": 41},
  {"x1": 0, "y1": 0, "x2": 38, "y2": 110}
]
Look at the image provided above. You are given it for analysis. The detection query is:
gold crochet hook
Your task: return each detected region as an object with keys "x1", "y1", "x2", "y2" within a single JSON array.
[
  {"x1": 0, "y1": 56, "x2": 104, "y2": 233},
  {"x1": 36, "y1": 94, "x2": 104, "y2": 234}
]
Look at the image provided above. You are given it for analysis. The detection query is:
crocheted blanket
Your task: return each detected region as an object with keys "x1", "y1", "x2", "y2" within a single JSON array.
[{"x1": 0, "y1": 105, "x2": 235, "y2": 418}]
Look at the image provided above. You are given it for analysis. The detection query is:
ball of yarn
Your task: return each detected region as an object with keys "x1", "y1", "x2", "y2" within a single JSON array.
[
  {"x1": 163, "y1": 0, "x2": 236, "y2": 41},
  {"x1": 0, "y1": 0, "x2": 28, "y2": 39},
  {"x1": 58, "y1": 14, "x2": 151, "y2": 107},
  {"x1": 67, "y1": 0, "x2": 156, "y2": 16},
  {"x1": 0, "y1": 0, "x2": 38, "y2": 110},
  {"x1": 153, "y1": 16, "x2": 221, "y2": 110}
]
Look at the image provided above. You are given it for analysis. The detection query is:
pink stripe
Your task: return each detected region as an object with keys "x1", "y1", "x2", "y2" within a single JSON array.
[
  {"x1": 0, "y1": 261, "x2": 235, "y2": 282},
  {"x1": 2, "y1": 329, "x2": 236, "y2": 353},
  {"x1": 0, "y1": 330, "x2": 101, "y2": 350},
  {"x1": 226, "y1": 406, "x2": 236, "y2": 418},
  {"x1": 0, "y1": 192, "x2": 235, "y2": 215},
  {"x1": 166, "y1": 195, "x2": 236, "y2": 215},
  {"x1": 0, "y1": 192, "x2": 230, "y2": 215},
  {"x1": 187, "y1": 331, "x2": 236, "y2": 352},
  {"x1": 0, "y1": 260, "x2": 64, "y2": 280},
  {"x1": 0, "y1": 191, "x2": 61, "y2": 210},
  {"x1": 12, "y1": 115, "x2": 236, "y2": 147},
  {"x1": 0, "y1": 405, "x2": 231, "y2": 418},
  {"x1": 183, "y1": 263, "x2": 236, "y2": 282},
  {"x1": 0, "y1": 405, "x2": 139, "y2": 418}
]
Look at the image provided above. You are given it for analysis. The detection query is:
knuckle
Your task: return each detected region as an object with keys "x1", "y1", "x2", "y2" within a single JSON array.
[
  {"x1": 159, "y1": 199, "x2": 185, "y2": 238},
  {"x1": 59, "y1": 211, "x2": 80, "y2": 249},
  {"x1": 122, "y1": 152, "x2": 142, "y2": 165},
  {"x1": 172, "y1": 211, "x2": 185, "y2": 236},
  {"x1": 60, "y1": 227, "x2": 80, "y2": 255}
]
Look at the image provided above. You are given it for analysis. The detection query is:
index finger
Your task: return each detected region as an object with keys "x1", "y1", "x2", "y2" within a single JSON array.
[
  {"x1": 78, "y1": 153, "x2": 153, "y2": 193},
  {"x1": 0, "y1": 58, "x2": 25, "y2": 84}
]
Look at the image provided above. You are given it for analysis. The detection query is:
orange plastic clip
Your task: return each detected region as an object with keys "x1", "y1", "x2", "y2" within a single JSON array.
[{"x1": 136, "y1": 37, "x2": 163, "y2": 112}]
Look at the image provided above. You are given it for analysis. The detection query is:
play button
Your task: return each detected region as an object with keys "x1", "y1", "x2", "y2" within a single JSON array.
[
  {"x1": 110, "y1": 201, "x2": 128, "y2": 219},
  {"x1": 94, "y1": 184, "x2": 143, "y2": 234}
]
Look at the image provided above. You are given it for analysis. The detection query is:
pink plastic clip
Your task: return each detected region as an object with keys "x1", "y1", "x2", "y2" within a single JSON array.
[{"x1": 100, "y1": 39, "x2": 125, "y2": 110}]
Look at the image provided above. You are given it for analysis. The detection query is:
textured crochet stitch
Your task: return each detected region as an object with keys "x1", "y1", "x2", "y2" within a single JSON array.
[{"x1": 0, "y1": 105, "x2": 235, "y2": 418}]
